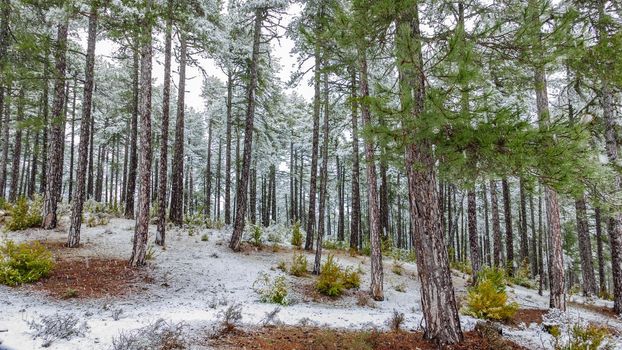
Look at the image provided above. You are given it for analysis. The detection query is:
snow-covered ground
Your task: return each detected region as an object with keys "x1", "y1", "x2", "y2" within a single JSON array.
[{"x1": 1, "y1": 217, "x2": 621, "y2": 349}]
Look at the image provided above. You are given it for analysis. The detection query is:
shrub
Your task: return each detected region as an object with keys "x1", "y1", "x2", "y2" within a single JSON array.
[
  {"x1": 387, "y1": 310, "x2": 405, "y2": 332},
  {"x1": 253, "y1": 273, "x2": 289, "y2": 305},
  {"x1": 201, "y1": 234, "x2": 209, "y2": 242},
  {"x1": 28, "y1": 313, "x2": 88, "y2": 348},
  {"x1": 552, "y1": 323, "x2": 613, "y2": 350},
  {"x1": 277, "y1": 259, "x2": 287, "y2": 272},
  {"x1": 217, "y1": 304, "x2": 243, "y2": 333},
  {"x1": 394, "y1": 283, "x2": 407, "y2": 293},
  {"x1": 451, "y1": 260, "x2": 473, "y2": 275},
  {"x1": 86, "y1": 213, "x2": 110, "y2": 228},
  {"x1": 462, "y1": 267, "x2": 518, "y2": 321},
  {"x1": 342, "y1": 266, "x2": 361, "y2": 289},
  {"x1": 0, "y1": 240, "x2": 54, "y2": 286},
  {"x1": 509, "y1": 259, "x2": 535, "y2": 289},
  {"x1": 315, "y1": 254, "x2": 361, "y2": 297},
  {"x1": 5, "y1": 196, "x2": 43, "y2": 231},
  {"x1": 291, "y1": 222, "x2": 303, "y2": 249},
  {"x1": 111, "y1": 319, "x2": 186, "y2": 350},
  {"x1": 250, "y1": 225, "x2": 262, "y2": 247},
  {"x1": 392, "y1": 260, "x2": 404, "y2": 275},
  {"x1": 290, "y1": 252, "x2": 308, "y2": 277}
]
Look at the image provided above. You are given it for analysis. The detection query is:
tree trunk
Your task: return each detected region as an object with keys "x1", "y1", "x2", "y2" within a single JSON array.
[
  {"x1": 124, "y1": 46, "x2": 139, "y2": 218},
  {"x1": 156, "y1": 0, "x2": 173, "y2": 246},
  {"x1": 305, "y1": 36, "x2": 321, "y2": 251},
  {"x1": 0, "y1": 0, "x2": 9, "y2": 199},
  {"x1": 489, "y1": 180, "x2": 502, "y2": 267},
  {"x1": 68, "y1": 3, "x2": 97, "y2": 247},
  {"x1": 169, "y1": 31, "x2": 187, "y2": 226},
  {"x1": 8, "y1": 87, "x2": 24, "y2": 202},
  {"x1": 229, "y1": 9, "x2": 264, "y2": 251},
  {"x1": 349, "y1": 67, "x2": 360, "y2": 252},
  {"x1": 224, "y1": 71, "x2": 232, "y2": 225},
  {"x1": 68, "y1": 76, "x2": 77, "y2": 202},
  {"x1": 575, "y1": 195, "x2": 597, "y2": 296},
  {"x1": 129, "y1": 2, "x2": 153, "y2": 267},
  {"x1": 42, "y1": 21, "x2": 69, "y2": 229},
  {"x1": 467, "y1": 189, "x2": 481, "y2": 281},
  {"x1": 313, "y1": 72, "x2": 330, "y2": 275},
  {"x1": 502, "y1": 178, "x2": 514, "y2": 275},
  {"x1": 519, "y1": 178, "x2": 529, "y2": 266},
  {"x1": 595, "y1": 207, "x2": 607, "y2": 296},
  {"x1": 205, "y1": 120, "x2": 213, "y2": 219},
  {"x1": 395, "y1": 2, "x2": 462, "y2": 344}
]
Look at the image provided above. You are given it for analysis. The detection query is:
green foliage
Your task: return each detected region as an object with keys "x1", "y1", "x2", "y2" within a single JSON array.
[
  {"x1": 322, "y1": 240, "x2": 348, "y2": 251},
  {"x1": 391, "y1": 260, "x2": 404, "y2": 275},
  {"x1": 361, "y1": 240, "x2": 371, "y2": 256},
  {"x1": 393, "y1": 283, "x2": 406, "y2": 293},
  {"x1": 250, "y1": 225, "x2": 262, "y2": 247},
  {"x1": 463, "y1": 267, "x2": 518, "y2": 321},
  {"x1": 290, "y1": 252, "x2": 307, "y2": 277},
  {"x1": 85, "y1": 213, "x2": 110, "y2": 228},
  {"x1": 391, "y1": 249, "x2": 416, "y2": 263},
  {"x1": 253, "y1": 273, "x2": 289, "y2": 305},
  {"x1": 201, "y1": 234, "x2": 209, "y2": 242},
  {"x1": 5, "y1": 196, "x2": 43, "y2": 231},
  {"x1": 315, "y1": 254, "x2": 360, "y2": 297},
  {"x1": 291, "y1": 222, "x2": 303, "y2": 249},
  {"x1": 552, "y1": 323, "x2": 613, "y2": 350},
  {"x1": 277, "y1": 259, "x2": 287, "y2": 272},
  {"x1": 0, "y1": 240, "x2": 54, "y2": 286},
  {"x1": 451, "y1": 260, "x2": 473, "y2": 275},
  {"x1": 508, "y1": 259, "x2": 536, "y2": 289}
]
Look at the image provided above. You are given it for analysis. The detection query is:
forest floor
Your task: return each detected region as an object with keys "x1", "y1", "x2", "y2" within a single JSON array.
[{"x1": 1, "y1": 217, "x2": 621, "y2": 349}]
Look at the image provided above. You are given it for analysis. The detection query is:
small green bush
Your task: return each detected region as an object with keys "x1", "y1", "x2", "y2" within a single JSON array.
[
  {"x1": 290, "y1": 252, "x2": 308, "y2": 277},
  {"x1": 5, "y1": 196, "x2": 43, "y2": 231},
  {"x1": 253, "y1": 273, "x2": 289, "y2": 305},
  {"x1": 277, "y1": 259, "x2": 287, "y2": 272},
  {"x1": 391, "y1": 260, "x2": 404, "y2": 275},
  {"x1": 0, "y1": 240, "x2": 54, "y2": 286},
  {"x1": 462, "y1": 267, "x2": 518, "y2": 321},
  {"x1": 451, "y1": 260, "x2": 473, "y2": 275},
  {"x1": 201, "y1": 234, "x2": 209, "y2": 242},
  {"x1": 251, "y1": 225, "x2": 262, "y2": 247},
  {"x1": 315, "y1": 254, "x2": 361, "y2": 297},
  {"x1": 291, "y1": 222, "x2": 303, "y2": 249},
  {"x1": 552, "y1": 323, "x2": 613, "y2": 350},
  {"x1": 509, "y1": 259, "x2": 535, "y2": 289}
]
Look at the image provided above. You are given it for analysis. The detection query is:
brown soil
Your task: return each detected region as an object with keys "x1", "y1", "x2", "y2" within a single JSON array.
[
  {"x1": 210, "y1": 327, "x2": 528, "y2": 350},
  {"x1": 568, "y1": 301, "x2": 618, "y2": 319},
  {"x1": 507, "y1": 308, "x2": 547, "y2": 326},
  {"x1": 34, "y1": 257, "x2": 149, "y2": 299}
]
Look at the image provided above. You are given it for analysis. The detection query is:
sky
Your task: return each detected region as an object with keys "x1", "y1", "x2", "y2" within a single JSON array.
[{"x1": 85, "y1": 2, "x2": 312, "y2": 113}]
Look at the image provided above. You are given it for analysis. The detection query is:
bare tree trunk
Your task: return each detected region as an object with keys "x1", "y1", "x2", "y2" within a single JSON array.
[
  {"x1": 305, "y1": 36, "x2": 321, "y2": 251},
  {"x1": 313, "y1": 72, "x2": 330, "y2": 275},
  {"x1": 39, "y1": 50, "x2": 49, "y2": 195},
  {"x1": 129, "y1": 2, "x2": 153, "y2": 267},
  {"x1": 156, "y1": 0, "x2": 173, "y2": 246},
  {"x1": 502, "y1": 178, "x2": 514, "y2": 275},
  {"x1": 8, "y1": 87, "x2": 24, "y2": 202},
  {"x1": 205, "y1": 120, "x2": 213, "y2": 219},
  {"x1": 467, "y1": 189, "x2": 481, "y2": 281},
  {"x1": 595, "y1": 207, "x2": 607, "y2": 296},
  {"x1": 224, "y1": 71, "x2": 232, "y2": 225},
  {"x1": 124, "y1": 47, "x2": 139, "y2": 218},
  {"x1": 489, "y1": 180, "x2": 502, "y2": 267},
  {"x1": 519, "y1": 178, "x2": 529, "y2": 266},
  {"x1": 597, "y1": 0, "x2": 622, "y2": 314},
  {"x1": 349, "y1": 67, "x2": 360, "y2": 252},
  {"x1": 68, "y1": 3, "x2": 97, "y2": 247},
  {"x1": 575, "y1": 195, "x2": 597, "y2": 296},
  {"x1": 42, "y1": 21, "x2": 69, "y2": 229},
  {"x1": 0, "y1": 0, "x2": 9, "y2": 199},
  {"x1": 68, "y1": 76, "x2": 77, "y2": 202},
  {"x1": 229, "y1": 9, "x2": 264, "y2": 251},
  {"x1": 0, "y1": 85, "x2": 9, "y2": 199},
  {"x1": 394, "y1": 4, "x2": 462, "y2": 343},
  {"x1": 87, "y1": 109, "x2": 94, "y2": 198},
  {"x1": 169, "y1": 31, "x2": 187, "y2": 226}
]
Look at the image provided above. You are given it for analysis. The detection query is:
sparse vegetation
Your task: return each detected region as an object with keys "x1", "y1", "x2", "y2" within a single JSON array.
[
  {"x1": 289, "y1": 252, "x2": 308, "y2": 277},
  {"x1": 250, "y1": 225, "x2": 263, "y2": 247},
  {"x1": 391, "y1": 260, "x2": 404, "y2": 275},
  {"x1": 111, "y1": 319, "x2": 186, "y2": 350},
  {"x1": 551, "y1": 323, "x2": 613, "y2": 350},
  {"x1": 217, "y1": 303, "x2": 243, "y2": 333},
  {"x1": 0, "y1": 240, "x2": 54, "y2": 286},
  {"x1": 291, "y1": 222, "x2": 303, "y2": 249},
  {"x1": 315, "y1": 254, "x2": 361, "y2": 297},
  {"x1": 387, "y1": 310, "x2": 405, "y2": 332},
  {"x1": 28, "y1": 313, "x2": 88, "y2": 348},
  {"x1": 462, "y1": 267, "x2": 518, "y2": 321},
  {"x1": 253, "y1": 273, "x2": 289, "y2": 305},
  {"x1": 4, "y1": 196, "x2": 43, "y2": 231}
]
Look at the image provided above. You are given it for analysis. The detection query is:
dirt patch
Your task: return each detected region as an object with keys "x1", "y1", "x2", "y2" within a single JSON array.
[
  {"x1": 507, "y1": 308, "x2": 547, "y2": 326},
  {"x1": 568, "y1": 301, "x2": 618, "y2": 319},
  {"x1": 209, "y1": 326, "x2": 528, "y2": 350},
  {"x1": 33, "y1": 257, "x2": 149, "y2": 299}
]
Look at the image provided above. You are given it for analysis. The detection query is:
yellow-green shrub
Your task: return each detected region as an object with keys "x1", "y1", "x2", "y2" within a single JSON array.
[
  {"x1": 291, "y1": 222, "x2": 303, "y2": 249},
  {"x1": 251, "y1": 225, "x2": 262, "y2": 247},
  {"x1": 463, "y1": 267, "x2": 518, "y2": 321},
  {"x1": 552, "y1": 323, "x2": 613, "y2": 350},
  {"x1": 5, "y1": 196, "x2": 43, "y2": 231},
  {"x1": 290, "y1": 252, "x2": 307, "y2": 277},
  {"x1": 253, "y1": 273, "x2": 289, "y2": 305},
  {"x1": 0, "y1": 240, "x2": 54, "y2": 286},
  {"x1": 315, "y1": 254, "x2": 361, "y2": 297}
]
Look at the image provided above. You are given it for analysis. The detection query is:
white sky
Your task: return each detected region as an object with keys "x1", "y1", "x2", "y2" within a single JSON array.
[{"x1": 86, "y1": 2, "x2": 313, "y2": 112}]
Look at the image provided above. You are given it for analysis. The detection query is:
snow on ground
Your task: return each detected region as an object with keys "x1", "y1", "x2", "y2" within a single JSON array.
[{"x1": 1, "y1": 217, "x2": 621, "y2": 349}]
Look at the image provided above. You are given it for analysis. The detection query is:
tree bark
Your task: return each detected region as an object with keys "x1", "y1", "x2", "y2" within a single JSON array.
[
  {"x1": 305, "y1": 34, "x2": 321, "y2": 251},
  {"x1": 156, "y1": 0, "x2": 173, "y2": 246},
  {"x1": 68, "y1": 2, "x2": 97, "y2": 247},
  {"x1": 519, "y1": 178, "x2": 529, "y2": 266},
  {"x1": 124, "y1": 46, "x2": 139, "y2": 218},
  {"x1": 129, "y1": 1, "x2": 153, "y2": 267},
  {"x1": 169, "y1": 31, "x2": 187, "y2": 226},
  {"x1": 224, "y1": 71, "x2": 232, "y2": 225},
  {"x1": 595, "y1": 207, "x2": 607, "y2": 296},
  {"x1": 575, "y1": 195, "x2": 597, "y2": 296},
  {"x1": 395, "y1": 2, "x2": 462, "y2": 343},
  {"x1": 42, "y1": 21, "x2": 69, "y2": 229},
  {"x1": 229, "y1": 9, "x2": 264, "y2": 251},
  {"x1": 349, "y1": 67, "x2": 360, "y2": 251},
  {"x1": 8, "y1": 87, "x2": 24, "y2": 202},
  {"x1": 467, "y1": 189, "x2": 481, "y2": 281},
  {"x1": 313, "y1": 72, "x2": 330, "y2": 275}
]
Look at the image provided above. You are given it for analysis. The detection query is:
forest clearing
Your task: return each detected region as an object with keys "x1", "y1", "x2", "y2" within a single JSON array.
[{"x1": 0, "y1": 0, "x2": 621, "y2": 349}]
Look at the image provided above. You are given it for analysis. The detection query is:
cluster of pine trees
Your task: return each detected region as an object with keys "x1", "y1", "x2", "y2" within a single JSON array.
[{"x1": 0, "y1": 0, "x2": 620, "y2": 345}]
